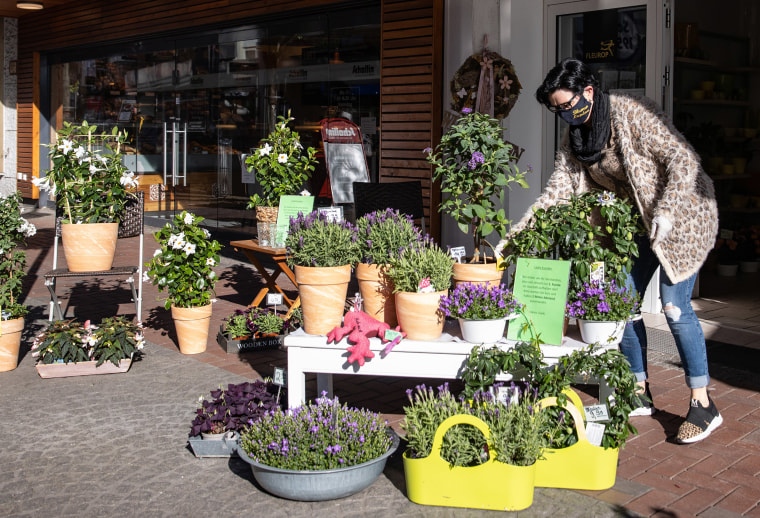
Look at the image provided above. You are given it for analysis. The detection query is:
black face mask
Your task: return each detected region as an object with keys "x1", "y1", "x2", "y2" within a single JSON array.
[{"x1": 559, "y1": 95, "x2": 592, "y2": 125}]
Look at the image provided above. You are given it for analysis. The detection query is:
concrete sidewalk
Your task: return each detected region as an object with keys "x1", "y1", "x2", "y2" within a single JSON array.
[{"x1": 2, "y1": 204, "x2": 759, "y2": 517}]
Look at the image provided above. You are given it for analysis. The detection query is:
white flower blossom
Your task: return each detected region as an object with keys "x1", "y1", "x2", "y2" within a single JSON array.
[
  {"x1": 153, "y1": 249, "x2": 162, "y2": 257},
  {"x1": 142, "y1": 271, "x2": 151, "y2": 282},
  {"x1": 206, "y1": 257, "x2": 216, "y2": 267},
  {"x1": 259, "y1": 143, "x2": 272, "y2": 156},
  {"x1": 59, "y1": 139, "x2": 73, "y2": 154},
  {"x1": 202, "y1": 228, "x2": 211, "y2": 239},
  {"x1": 278, "y1": 153, "x2": 288, "y2": 164},
  {"x1": 208, "y1": 271, "x2": 216, "y2": 279},
  {"x1": 89, "y1": 163, "x2": 100, "y2": 175},
  {"x1": 74, "y1": 145, "x2": 86, "y2": 160},
  {"x1": 120, "y1": 171, "x2": 139, "y2": 188},
  {"x1": 183, "y1": 212, "x2": 194, "y2": 225},
  {"x1": 183, "y1": 242, "x2": 196, "y2": 256}
]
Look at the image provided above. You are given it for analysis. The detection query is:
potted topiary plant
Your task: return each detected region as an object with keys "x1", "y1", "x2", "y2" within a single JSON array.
[
  {"x1": 284, "y1": 210, "x2": 362, "y2": 335},
  {"x1": 0, "y1": 191, "x2": 36, "y2": 372},
  {"x1": 245, "y1": 112, "x2": 318, "y2": 246},
  {"x1": 401, "y1": 382, "x2": 549, "y2": 511},
  {"x1": 144, "y1": 211, "x2": 222, "y2": 354},
  {"x1": 188, "y1": 380, "x2": 282, "y2": 457},
  {"x1": 384, "y1": 236, "x2": 454, "y2": 341},
  {"x1": 235, "y1": 393, "x2": 399, "y2": 501},
  {"x1": 355, "y1": 208, "x2": 424, "y2": 326},
  {"x1": 31, "y1": 316, "x2": 144, "y2": 378},
  {"x1": 424, "y1": 107, "x2": 530, "y2": 285},
  {"x1": 34, "y1": 121, "x2": 139, "y2": 271}
]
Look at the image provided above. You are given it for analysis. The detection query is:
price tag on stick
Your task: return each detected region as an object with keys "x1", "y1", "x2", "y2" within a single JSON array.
[
  {"x1": 266, "y1": 293, "x2": 283, "y2": 307},
  {"x1": 450, "y1": 246, "x2": 466, "y2": 263},
  {"x1": 273, "y1": 367, "x2": 287, "y2": 387}
]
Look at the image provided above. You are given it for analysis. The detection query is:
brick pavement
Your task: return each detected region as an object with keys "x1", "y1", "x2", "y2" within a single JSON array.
[{"x1": 4, "y1": 204, "x2": 760, "y2": 517}]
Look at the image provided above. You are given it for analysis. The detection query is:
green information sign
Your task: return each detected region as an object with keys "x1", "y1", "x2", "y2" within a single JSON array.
[
  {"x1": 275, "y1": 195, "x2": 315, "y2": 245},
  {"x1": 507, "y1": 258, "x2": 571, "y2": 345}
]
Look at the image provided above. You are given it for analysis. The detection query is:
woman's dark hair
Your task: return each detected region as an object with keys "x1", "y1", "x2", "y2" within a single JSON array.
[{"x1": 535, "y1": 58, "x2": 600, "y2": 107}]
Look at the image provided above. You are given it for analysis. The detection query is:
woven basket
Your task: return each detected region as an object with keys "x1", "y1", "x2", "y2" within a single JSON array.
[{"x1": 256, "y1": 206, "x2": 279, "y2": 223}]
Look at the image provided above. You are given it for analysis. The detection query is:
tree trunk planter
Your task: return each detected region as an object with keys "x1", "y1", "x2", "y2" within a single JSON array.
[
  {"x1": 61, "y1": 222, "x2": 118, "y2": 272},
  {"x1": 0, "y1": 317, "x2": 24, "y2": 372},
  {"x1": 535, "y1": 396, "x2": 619, "y2": 490},
  {"x1": 35, "y1": 357, "x2": 133, "y2": 378},
  {"x1": 403, "y1": 414, "x2": 535, "y2": 511}
]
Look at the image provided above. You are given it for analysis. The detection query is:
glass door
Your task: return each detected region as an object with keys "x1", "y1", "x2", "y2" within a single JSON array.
[{"x1": 543, "y1": 0, "x2": 672, "y2": 310}]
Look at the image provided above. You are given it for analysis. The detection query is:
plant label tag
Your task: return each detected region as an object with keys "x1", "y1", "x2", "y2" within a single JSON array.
[
  {"x1": 384, "y1": 330, "x2": 403, "y2": 342},
  {"x1": 590, "y1": 262, "x2": 605, "y2": 283},
  {"x1": 495, "y1": 385, "x2": 519, "y2": 406},
  {"x1": 266, "y1": 293, "x2": 283, "y2": 306},
  {"x1": 273, "y1": 367, "x2": 287, "y2": 387},
  {"x1": 318, "y1": 206, "x2": 343, "y2": 222},
  {"x1": 585, "y1": 422, "x2": 605, "y2": 447},
  {"x1": 450, "y1": 246, "x2": 466, "y2": 263},
  {"x1": 584, "y1": 404, "x2": 609, "y2": 422}
]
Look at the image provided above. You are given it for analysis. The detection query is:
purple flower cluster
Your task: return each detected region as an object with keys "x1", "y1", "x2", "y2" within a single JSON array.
[
  {"x1": 239, "y1": 392, "x2": 392, "y2": 471},
  {"x1": 566, "y1": 279, "x2": 640, "y2": 321},
  {"x1": 355, "y1": 208, "x2": 423, "y2": 264},
  {"x1": 439, "y1": 282, "x2": 522, "y2": 320},
  {"x1": 468, "y1": 151, "x2": 485, "y2": 170}
]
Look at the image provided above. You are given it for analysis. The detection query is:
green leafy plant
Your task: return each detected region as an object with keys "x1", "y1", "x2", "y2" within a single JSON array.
[
  {"x1": 145, "y1": 211, "x2": 222, "y2": 309},
  {"x1": 239, "y1": 393, "x2": 394, "y2": 470},
  {"x1": 424, "y1": 108, "x2": 529, "y2": 263},
  {"x1": 0, "y1": 191, "x2": 36, "y2": 320},
  {"x1": 566, "y1": 279, "x2": 640, "y2": 321},
  {"x1": 401, "y1": 382, "x2": 549, "y2": 467},
  {"x1": 223, "y1": 306, "x2": 302, "y2": 339},
  {"x1": 501, "y1": 190, "x2": 643, "y2": 293},
  {"x1": 35, "y1": 120, "x2": 139, "y2": 224},
  {"x1": 459, "y1": 342, "x2": 639, "y2": 450},
  {"x1": 384, "y1": 236, "x2": 453, "y2": 293},
  {"x1": 355, "y1": 208, "x2": 424, "y2": 264},
  {"x1": 284, "y1": 210, "x2": 362, "y2": 268},
  {"x1": 31, "y1": 316, "x2": 144, "y2": 367},
  {"x1": 245, "y1": 112, "x2": 318, "y2": 208}
]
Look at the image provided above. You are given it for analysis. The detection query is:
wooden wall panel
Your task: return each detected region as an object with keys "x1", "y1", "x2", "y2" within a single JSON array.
[{"x1": 380, "y1": 0, "x2": 443, "y2": 238}]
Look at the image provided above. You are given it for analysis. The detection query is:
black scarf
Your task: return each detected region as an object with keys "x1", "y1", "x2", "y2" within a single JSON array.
[{"x1": 568, "y1": 88, "x2": 611, "y2": 164}]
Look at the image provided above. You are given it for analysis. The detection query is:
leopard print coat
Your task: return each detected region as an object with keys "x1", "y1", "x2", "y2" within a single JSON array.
[{"x1": 499, "y1": 92, "x2": 718, "y2": 284}]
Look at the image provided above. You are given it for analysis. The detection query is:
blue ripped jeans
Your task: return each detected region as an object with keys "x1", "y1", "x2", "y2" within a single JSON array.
[{"x1": 620, "y1": 235, "x2": 710, "y2": 389}]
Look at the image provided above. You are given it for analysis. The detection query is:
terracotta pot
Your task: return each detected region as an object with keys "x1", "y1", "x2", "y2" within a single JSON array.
[
  {"x1": 452, "y1": 260, "x2": 503, "y2": 288},
  {"x1": 295, "y1": 264, "x2": 351, "y2": 335},
  {"x1": 356, "y1": 263, "x2": 396, "y2": 326},
  {"x1": 0, "y1": 317, "x2": 24, "y2": 372},
  {"x1": 61, "y1": 222, "x2": 118, "y2": 272},
  {"x1": 171, "y1": 303, "x2": 213, "y2": 354},
  {"x1": 395, "y1": 290, "x2": 447, "y2": 341}
]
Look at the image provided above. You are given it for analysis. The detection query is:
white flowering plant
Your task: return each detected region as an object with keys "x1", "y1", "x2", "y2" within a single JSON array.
[
  {"x1": 0, "y1": 191, "x2": 36, "y2": 319},
  {"x1": 245, "y1": 112, "x2": 318, "y2": 208},
  {"x1": 145, "y1": 211, "x2": 222, "y2": 309},
  {"x1": 35, "y1": 121, "x2": 139, "y2": 224},
  {"x1": 31, "y1": 316, "x2": 145, "y2": 367}
]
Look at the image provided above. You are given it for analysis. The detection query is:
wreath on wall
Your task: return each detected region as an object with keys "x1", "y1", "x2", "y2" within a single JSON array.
[{"x1": 450, "y1": 50, "x2": 522, "y2": 120}]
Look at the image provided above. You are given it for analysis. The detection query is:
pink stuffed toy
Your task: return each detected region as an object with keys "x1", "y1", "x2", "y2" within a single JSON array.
[{"x1": 327, "y1": 302, "x2": 405, "y2": 366}]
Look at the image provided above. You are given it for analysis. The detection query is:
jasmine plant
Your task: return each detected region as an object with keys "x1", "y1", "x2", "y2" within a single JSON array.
[
  {"x1": 239, "y1": 393, "x2": 394, "y2": 470},
  {"x1": 0, "y1": 191, "x2": 36, "y2": 319}
]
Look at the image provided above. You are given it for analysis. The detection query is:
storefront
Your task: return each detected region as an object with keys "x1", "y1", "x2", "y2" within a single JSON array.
[{"x1": 15, "y1": 0, "x2": 443, "y2": 233}]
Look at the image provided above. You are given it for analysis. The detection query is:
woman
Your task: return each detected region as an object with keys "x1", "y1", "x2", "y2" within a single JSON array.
[{"x1": 499, "y1": 58, "x2": 721, "y2": 444}]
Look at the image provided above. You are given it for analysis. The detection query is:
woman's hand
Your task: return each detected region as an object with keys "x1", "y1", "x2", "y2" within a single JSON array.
[{"x1": 650, "y1": 215, "x2": 673, "y2": 248}]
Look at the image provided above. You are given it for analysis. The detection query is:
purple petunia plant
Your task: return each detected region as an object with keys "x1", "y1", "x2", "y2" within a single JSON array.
[
  {"x1": 566, "y1": 279, "x2": 640, "y2": 322},
  {"x1": 439, "y1": 282, "x2": 522, "y2": 320},
  {"x1": 238, "y1": 393, "x2": 394, "y2": 470}
]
